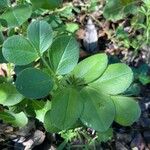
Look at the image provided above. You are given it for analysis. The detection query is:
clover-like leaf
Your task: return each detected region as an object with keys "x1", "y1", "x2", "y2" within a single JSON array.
[
  {"x1": 27, "y1": 20, "x2": 53, "y2": 54},
  {"x1": 16, "y1": 68, "x2": 53, "y2": 99},
  {"x1": 50, "y1": 87, "x2": 83, "y2": 130},
  {"x1": 1, "y1": 4, "x2": 32, "y2": 27},
  {"x1": 0, "y1": 83, "x2": 24, "y2": 106},
  {"x1": 71, "y1": 53, "x2": 108, "y2": 83},
  {"x1": 111, "y1": 96, "x2": 141, "y2": 126},
  {"x1": 2, "y1": 35, "x2": 38, "y2": 65},
  {"x1": 49, "y1": 35, "x2": 79, "y2": 75},
  {"x1": 90, "y1": 63, "x2": 133, "y2": 95},
  {"x1": 80, "y1": 86, "x2": 115, "y2": 132}
]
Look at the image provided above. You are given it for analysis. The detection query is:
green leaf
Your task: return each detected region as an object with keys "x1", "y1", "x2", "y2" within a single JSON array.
[
  {"x1": 1, "y1": 4, "x2": 32, "y2": 27},
  {"x1": 71, "y1": 54, "x2": 108, "y2": 83},
  {"x1": 0, "y1": 47, "x2": 7, "y2": 63},
  {"x1": 2, "y1": 35, "x2": 38, "y2": 65},
  {"x1": 139, "y1": 74, "x2": 150, "y2": 85},
  {"x1": 90, "y1": 63, "x2": 133, "y2": 95},
  {"x1": 51, "y1": 88, "x2": 83, "y2": 130},
  {"x1": 0, "y1": 111, "x2": 28, "y2": 127},
  {"x1": 0, "y1": 111, "x2": 15, "y2": 122},
  {"x1": 31, "y1": 0, "x2": 62, "y2": 10},
  {"x1": 97, "y1": 128, "x2": 113, "y2": 142},
  {"x1": 0, "y1": 0, "x2": 10, "y2": 12},
  {"x1": 34, "y1": 100, "x2": 51, "y2": 122},
  {"x1": 31, "y1": 100, "x2": 46, "y2": 110},
  {"x1": 49, "y1": 35, "x2": 79, "y2": 75},
  {"x1": 111, "y1": 96, "x2": 141, "y2": 126},
  {"x1": 10, "y1": 112, "x2": 28, "y2": 127},
  {"x1": 103, "y1": 0, "x2": 137, "y2": 21},
  {"x1": 27, "y1": 20, "x2": 53, "y2": 54},
  {"x1": 65, "y1": 23, "x2": 79, "y2": 33},
  {"x1": 80, "y1": 87, "x2": 115, "y2": 132},
  {"x1": 15, "y1": 68, "x2": 53, "y2": 99},
  {"x1": 14, "y1": 63, "x2": 34, "y2": 75},
  {"x1": 44, "y1": 110, "x2": 60, "y2": 133},
  {"x1": 0, "y1": 31, "x2": 4, "y2": 45},
  {"x1": 0, "y1": 83, "x2": 24, "y2": 106}
]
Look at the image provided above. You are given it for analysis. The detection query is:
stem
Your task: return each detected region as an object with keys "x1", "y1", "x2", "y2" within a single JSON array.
[
  {"x1": 40, "y1": 55, "x2": 54, "y2": 76},
  {"x1": 146, "y1": 9, "x2": 150, "y2": 44},
  {"x1": 36, "y1": 48, "x2": 55, "y2": 78}
]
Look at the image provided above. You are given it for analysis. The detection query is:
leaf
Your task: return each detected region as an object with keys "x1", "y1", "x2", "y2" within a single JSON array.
[
  {"x1": 49, "y1": 35, "x2": 79, "y2": 75},
  {"x1": 0, "y1": 31, "x2": 4, "y2": 45},
  {"x1": 0, "y1": 0, "x2": 9, "y2": 12},
  {"x1": 0, "y1": 48, "x2": 7, "y2": 63},
  {"x1": 103, "y1": 0, "x2": 137, "y2": 21},
  {"x1": 1, "y1": 4, "x2": 32, "y2": 27},
  {"x1": 27, "y1": 20, "x2": 53, "y2": 54},
  {"x1": 10, "y1": 112, "x2": 28, "y2": 127},
  {"x1": 31, "y1": 100, "x2": 46, "y2": 110},
  {"x1": 111, "y1": 96, "x2": 141, "y2": 126},
  {"x1": 65, "y1": 23, "x2": 79, "y2": 33},
  {"x1": 14, "y1": 63, "x2": 34, "y2": 75},
  {"x1": 0, "y1": 83, "x2": 24, "y2": 106},
  {"x1": 15, "y1": 68, "x2": 53, "y2": 99},
  {"x1": 34, "y1": 100, "x2": 51, "y2": 122},
  {"x1": 71, "y1": 54, "x2": 108, "y2": 83},
  {"x1": 44, "y1": 110, "x2": 60, "y2": 133},
  {"x1": 2, "y1": 35, "x2": 38, "y2": 65},
  {"x1": 0, "y1": 111, "x2": 15, "y2": 122},
  {"x1": 80, "y1": 87, "x2": 115, "y2": 132},
  {"x1": 31, "y1": 0, "x2": 63, "y2": 10},
  {"x1": 50, "y1": 88, "x2": 83, "y2": 130},
  {"x1": 139, "y1": 74, "x2": 150, "y2": 85},
  {"x1": 90, "y1": 63, "x2": 133, "y2": 95},
  {"x1": 0, "y1": 111, "x2": 28, "y2": 127},
  {"x1": 97, "y1": 128, "x2": 113, "y2": 142}
]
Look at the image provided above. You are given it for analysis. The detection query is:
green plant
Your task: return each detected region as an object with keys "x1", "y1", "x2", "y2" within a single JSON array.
[
  {"x1": 131, "y1": 0, "x2": 150, "y2": 45},
  {"x1": 103, "y1": 0, "x2": 138, "y2": 22},
  {"x1": 0, "y1": 0, "x2": 141, "y2": 140},
  {"x1": 113, "y1": 0, "x2": 150, "y2": 52}
]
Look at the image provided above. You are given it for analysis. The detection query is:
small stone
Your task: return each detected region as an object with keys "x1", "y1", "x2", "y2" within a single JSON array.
[{"x1": 83, "y1": 18, "x2": 98, "y2": 53}]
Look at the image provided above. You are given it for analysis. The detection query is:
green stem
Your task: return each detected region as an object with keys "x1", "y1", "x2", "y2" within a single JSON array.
[
  {"x1": 39, "y1": 54, "x2": 59, "y2": 87},
  {"x1": 146, "y1": 9, "x2": 150, "y2": 44},
  {"x1": 40, "y1": 55, "x2": 54, "y2": 76}
]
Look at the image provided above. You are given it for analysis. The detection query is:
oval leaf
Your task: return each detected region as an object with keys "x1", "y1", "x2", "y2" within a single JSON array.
[
  {"x1": 0, "y1": 83, "x2": 24, "y2": 106},
  {"x1": 111, "y1": 96, "x2": 141, "y2": 126},
  {"x1": 50, "y1": 88, "x2": 83, "y2": 130},
  {"x1": 1, "y1": 4, "x2": 32, "y2": 27},
  {"x1": 2, "y1": 35, "x2": 38, "y2": 65},
  {"x1": 16, "y1": 68, "x2": 53, "y2": 99},
  {"x1": 27, "y1": 20, "x2": 53, "y2": 54},
  {"x1": 44, "y1": 110, "x2": 60, "y2": 133},
  {"x1": 80, "y1": 87, "x2": 115, "y2": 132},
  {"x1": 91, "y1": 63, "x2": 133, "y2": 95},
  {"x1": 49, "y1": 35, "x2": 79, "y2": 75},
  {"x1": 71, "y1": 53, "x2": 108, "y2": 83},
  {"x1": 31, "y1": 0, "x2": 62, "y2": 10}
]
